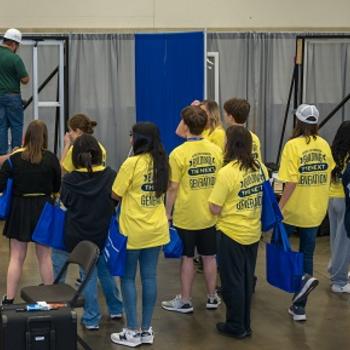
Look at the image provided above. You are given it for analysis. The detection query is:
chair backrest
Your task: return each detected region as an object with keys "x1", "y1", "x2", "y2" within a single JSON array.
[
  {"x1": 68, "y1": 240, "x2": 100, "y2": 274},
  {"x1": 54, "y1": 240, "x2": 100, "y2": 306}
]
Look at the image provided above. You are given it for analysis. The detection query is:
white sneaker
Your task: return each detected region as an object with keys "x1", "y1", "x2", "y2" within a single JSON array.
[
  {"x1": 331, "y1": 283, "x2": 350, "y2": 294},
  {"x1": 141, "y1": 327, "x2": 154, "y2": 344},
  {"x1": 206, "y1": 293, "x2": 221, "y2": 310},
  {"x1": 161, "y1": 295, "x2": 194, "y2": 313},
  {"x1": 111, "y1": 328, "x2": 142, "y2": 347}
]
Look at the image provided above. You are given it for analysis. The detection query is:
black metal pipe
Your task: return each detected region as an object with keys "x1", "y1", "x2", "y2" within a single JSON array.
[
  {"x1": 23, "y1": 66, "x2": 59, "y2": 110},
  {"x1": 319, "y1": 92, "x2": 350, "y2": 129}
]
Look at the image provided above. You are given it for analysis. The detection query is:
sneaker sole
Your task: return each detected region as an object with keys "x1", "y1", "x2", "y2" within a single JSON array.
[
  {"x1": 331, "y1": 286, "x2": 350, "y2": 294},
  {"x1": 292, "y1": 279, "x2": 319, "y2": 304},
  {"x1": 141, "y1": 337, "x2": 154, "y2": 344},
  {"x1": 161, "y1": 305, "x2": 194, "y2": 314},
  {"x1": 288, "y1": 308, "x2": 307, "y2": 322},
  {"x1": 206, "y1": 303, "x2": 221, "y2": 310},
  {"x1": 111, "y1": 336, "x2": 141, "y2": 347}
]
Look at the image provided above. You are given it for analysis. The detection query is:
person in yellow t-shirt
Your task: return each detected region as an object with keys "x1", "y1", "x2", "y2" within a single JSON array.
[
  {"x1": 209, "y1": 125, "x2": 266, "y2": 339},
  {"x1": 111, "y1": 122, "x2": 169, "y2": 346},
  {"x1": 200, "y1": 100, "x2": 226, "y2": 152},
  {"x1": 61, "y1": 113, "x2": 107, "y2": 173},
  {"x1": 223, "y1": 97, "x2": 262, "y2": 162},
  {"x1": 161, "y1": 105, "x2": 223, "y2": 314},
  {"x1": 278, "y1": 104, "x2": 335, "y2": 322},
  {"x1": 328, "y1": 121, "x2": 350, "y2": 293}
]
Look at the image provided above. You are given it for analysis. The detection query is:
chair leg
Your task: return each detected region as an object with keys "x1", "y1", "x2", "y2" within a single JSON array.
[{"x1": 77, "y1": 335, "x2": 94, "y2": 350}]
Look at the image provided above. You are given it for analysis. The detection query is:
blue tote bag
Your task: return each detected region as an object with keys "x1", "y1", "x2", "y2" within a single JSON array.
[
  {"x1": 266, "y1": 221, "x2": 304, "y2": 293},
  {"x1": 32, "y1": 201, "x2": 66, "y2": 250},
  {"x1": 163, "y1": 226, "x2": 183, "y2": 258},
  {"x1": 0, "y1": 158, "x2": 14, "y2": 220},
  {"x1": 103, "y1": 210, "x2": 128, "y2": 277},
  {"x1": 261, "y1": 179, "x2": 283, "y2": 232}
]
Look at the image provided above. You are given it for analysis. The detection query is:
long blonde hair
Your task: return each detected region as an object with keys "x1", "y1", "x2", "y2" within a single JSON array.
[{"x1": 201, "y1": 100, "x2": 222, "y2": 134}]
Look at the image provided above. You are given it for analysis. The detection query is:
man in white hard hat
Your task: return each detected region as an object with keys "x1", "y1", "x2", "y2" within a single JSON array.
[{"x1": 0, "y1": 28, "x2": 29, "y2": 155}]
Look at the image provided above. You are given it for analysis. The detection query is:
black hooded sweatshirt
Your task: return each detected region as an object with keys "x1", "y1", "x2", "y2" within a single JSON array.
[{"x1": 60, "y1": 167, "x2": 116, "y2": 252}]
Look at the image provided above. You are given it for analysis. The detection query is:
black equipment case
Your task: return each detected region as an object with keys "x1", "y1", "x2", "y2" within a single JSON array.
[{"x1": 0, "y1": 304, "x2": 77, "y2": 350}]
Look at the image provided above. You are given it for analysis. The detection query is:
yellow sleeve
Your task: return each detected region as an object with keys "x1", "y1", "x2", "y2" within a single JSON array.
[
  {"x1": 98, "y1": 142, "x2": 107, "y2": 166},
  {"x1": 169, "y1": 150, "x2": 182, "y2": 183},
  {"x1": 211, "y1": 128, "x2": 226, "y2": 151},
  {"x1": 278, "y1": 142, "x2": 298, "y2": 183},
  {"x1": 62, "y1": 146, "x2": 75, "y2": 173},
  {"x1": 209, "y1": 170, "x2": 230, "y2": 206},
  {"x1": 112, "y1": 158, "x2": 134, "y2": 197}
]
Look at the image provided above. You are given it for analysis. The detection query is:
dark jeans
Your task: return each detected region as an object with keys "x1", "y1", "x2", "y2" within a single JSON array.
[
  {"x1": 0, "y1": 94, "x2": 24, "y2": 154},
  {"x1": 284, "y1": 223, "x2": 319, "y2": 308},
  {"x1": 219, "y1": 231, "x2": 258, "y2": 334},
  {"x1": 283, "y1": 224, "x2": 318, "y2": 276}
]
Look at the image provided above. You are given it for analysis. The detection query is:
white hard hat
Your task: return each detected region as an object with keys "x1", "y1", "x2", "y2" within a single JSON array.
[{"x1": 3, "y1": 28, "x2": 22, "y2": 44}]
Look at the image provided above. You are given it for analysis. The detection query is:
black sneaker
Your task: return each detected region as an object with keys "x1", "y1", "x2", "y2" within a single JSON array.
[
  {"x1": 288, "y1": 305, "x2": 306, "y2": 322},
  {"x1": 216, "y1": 322, "x2": 250, "y2": 339},
  {"x1": 292, "y1": 274, "x2": 319, "y2": 304},
  {"x1": 1, "y1": 295, "x2": 14, "y2": 305}
]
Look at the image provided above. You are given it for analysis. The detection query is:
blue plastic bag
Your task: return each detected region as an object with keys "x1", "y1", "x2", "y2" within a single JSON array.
[
  {"x1": 0, "y1": 158, "x2": 14, "y2": 220},
  {"x1": 32, "y1": 201, "x2": 66, "y2": 250},
  {"x1": 266, "y1": 221, "x2": 303, "y2": 293},
  {"x1": 163, "y1": 227, "x2": 183, "y2": 258},
  {"x1": 103, "y1": 212, "x2": 128, "y2": 277},
  {"x1": 261, "y1": 179, "x2": 283, "y2": 232}
]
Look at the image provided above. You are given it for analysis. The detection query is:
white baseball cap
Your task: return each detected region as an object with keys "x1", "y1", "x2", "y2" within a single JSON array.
[
  {"x1": 295, "y1": 104, "x2": 319, "y2": 124},
  {"x1": 3, "y1": 28, "x2": 22, "y2": 44}
]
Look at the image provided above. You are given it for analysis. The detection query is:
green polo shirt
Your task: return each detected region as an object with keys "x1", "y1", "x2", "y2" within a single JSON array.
[{"x1": 0, "y1": 45, "x2": 28, "y2": 96}]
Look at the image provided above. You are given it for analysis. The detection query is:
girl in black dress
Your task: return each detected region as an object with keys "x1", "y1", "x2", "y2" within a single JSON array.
[{"x1": 0, "y1": 120, "x2": 61, "y2": 304}]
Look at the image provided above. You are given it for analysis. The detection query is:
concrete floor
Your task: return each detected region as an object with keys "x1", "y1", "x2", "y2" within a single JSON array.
[{"x1": 1, "y1": 227, "x2": 350, "y2": 350}]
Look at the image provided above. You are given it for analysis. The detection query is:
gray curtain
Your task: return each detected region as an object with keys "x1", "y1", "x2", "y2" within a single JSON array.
[
  {"x1": 16, "y1": 43, "x2": 59, "y2": 152},
  {"x1": 69, "y1": 34, "x2": 136, "y2": 169},
  {"x1": 207, "y1": 32, "x2": 297, "y2": 163},
  {"x1": 17, "y1": 32, "x2": 350, "y2": 167},
  {"x1": 304, "y1": 36, "x2": 350, "y2": 143}
]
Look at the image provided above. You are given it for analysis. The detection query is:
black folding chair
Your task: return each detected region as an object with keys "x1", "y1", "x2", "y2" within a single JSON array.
[{"x1": 21, "y1": 240, "x2": 100, "y2": 350}]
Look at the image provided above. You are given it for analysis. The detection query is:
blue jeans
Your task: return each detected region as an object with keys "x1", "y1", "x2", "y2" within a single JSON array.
[
  {"x1": 0, "y1": 94, "x2": 24, "y2": 155},
  {"x1": 283, "y1": 224, "x2": 319, "y2": 276},
  {"x1": 121, "y1": 247, "x2": 161, "y2": 330},
  {"x1": 52, "y1": 249, "x2": 123, "y2": 326}
]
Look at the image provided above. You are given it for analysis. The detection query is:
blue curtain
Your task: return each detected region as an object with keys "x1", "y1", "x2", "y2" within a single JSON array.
[{"x1": 135, "y1": 32, "x2": 205, "y2": 153}]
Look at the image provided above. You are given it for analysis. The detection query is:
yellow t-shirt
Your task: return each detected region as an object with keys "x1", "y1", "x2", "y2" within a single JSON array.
[
  {"x1": 202, "y1": 126, "x2": 226, "y2": 152},
  {"x1": 250, "y1": 131, "x2": 262, "y2": 162},
  {"x1": 278, "y1": 136, "x2": 335, "y2": 227},
  {"x1": 169, "y1": 138, "x2": 223, "y2": 230},
  {"x1": 209, "y1": 161, "x2": 267, "y2": 245},
  {"x1": 112, "y1": 154, "x2": 169, "y2": 250},
  {"x1": 62, "y1": 142, "x2": 107, "y2": 173}
]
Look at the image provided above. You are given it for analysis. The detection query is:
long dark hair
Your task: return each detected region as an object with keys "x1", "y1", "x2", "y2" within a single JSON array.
[
  {"x1": 224, "y1": 125, "x2": 259, "y2": 171},
  {"x1": 291, "y1": 119, "x2": 318, "y2": 144},
  {"x1": 22, "y1": 120, "x2": 48, "y2": 164},
  {"x1": 132, "y1": 122, "x2": 169, "y2": 197},
  {"x1": 72, "y1": 134, "x2": 102, "y2": 174},
  {"x1": 331, "y1": 121, "x2": 350, "y2": 182}
]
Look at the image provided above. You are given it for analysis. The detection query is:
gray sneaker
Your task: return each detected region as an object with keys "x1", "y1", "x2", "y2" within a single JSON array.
[{"x1": 161, "y1": 295, "x2": 194, "y2": 313}]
